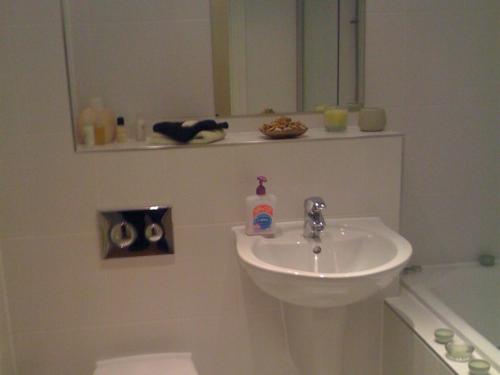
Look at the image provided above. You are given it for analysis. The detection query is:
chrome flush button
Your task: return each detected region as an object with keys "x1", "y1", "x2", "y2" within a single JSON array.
[
  {"x1": 145, "y1": 223, "x2": 163, "y2": 243},
  {"x1": 99, "y1": 207, "x2": 174, "y2": 259},
  {"x1": 110, "y1": 221, "x2": 137, "y2": 248}
]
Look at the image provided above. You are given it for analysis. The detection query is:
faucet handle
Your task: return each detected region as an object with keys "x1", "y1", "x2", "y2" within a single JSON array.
[{"x1": 304, "y1": 196, "x2": 326, "y2": 213}]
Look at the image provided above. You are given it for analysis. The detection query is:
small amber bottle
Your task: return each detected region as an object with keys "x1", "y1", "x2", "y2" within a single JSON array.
[{"x1": 94, "y1": 121, "x2": 106, "y2": 145}]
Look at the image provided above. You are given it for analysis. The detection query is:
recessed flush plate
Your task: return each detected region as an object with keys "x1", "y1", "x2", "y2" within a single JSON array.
[{"x1": 98, "y1": 207, "x2": 174, "y2": 259}]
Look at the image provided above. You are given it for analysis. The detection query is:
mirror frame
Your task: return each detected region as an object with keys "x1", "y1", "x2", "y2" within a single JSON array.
[{"x1": 60, "y1": 0, "x2": 366, "y2": 151}]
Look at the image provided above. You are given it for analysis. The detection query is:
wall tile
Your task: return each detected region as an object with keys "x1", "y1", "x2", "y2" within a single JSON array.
[
  {"x1": 405, "y1": 12, "x2": 466, "y2": 106},
  {"x1": 72, "y1": 238, "x2": 181, "y2": 327},
  {"x1": 94, "y1": 146, "x2": 241, "y2": 226},
  {"x1": 364, "y1": 13, "x2": 409, "y2": 107},
  {"x1": 366, "y1": 0, "x2": 409, "y2": 13},
  {"x1": 231, "y1": 137, "x2": 402, "y2": 228},
  {"x1": 400, "y1": 191, "x2": 484, "y2": 265},
  {"x1": 0, "y1": 0, "x2": 7, "y2": 26},
  {"x1": 10, "y1": 307, "x2": 294, "y2": 375},
  {"x1": 12, "y1": 319, "x2": 190, "y2": 375},
  {"x1": 2, "y1": 235, "x2": 87, "y2": 333},
  {"x1": 86, "y1": 0, "x2": 209, "y2": 23},
  {"x1": 0, "y1": 131, "x2": 97, "y2": 237},
  {"x1": 401, "y1": 105, "x2": 495, "y2": 197},
  {"x1": 455, "y1": 10, "x2": 500, "y2": 106},
  {"x1": 406, "y1": 0, "x2": 464, "y2": 12},
  {"x1": 171, "y1": 224, "x2": 237, "y2": 318},
  {"x1": 462, "y1": 0, "x2": 500, "y2": 11},
  {"x1": 165, "y1": 147, "x2": 239, "y2": 225},
  {"x1": 6, "y1": 0, "x2": 60, "y2": 26},
  {"x1": 6, "y1": 24, "x2": 71, "y2": 136},
  {"x1": 2, "y1": 233, "x2": 184, "y2": 331},
  {"x1": 81, "y1": 19, "x2": 214, "y2": 121}
]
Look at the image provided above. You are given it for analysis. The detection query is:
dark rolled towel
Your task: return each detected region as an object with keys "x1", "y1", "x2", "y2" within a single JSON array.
[{"x1": 153, "y1": 120, "x2": 229, "y2": 143}]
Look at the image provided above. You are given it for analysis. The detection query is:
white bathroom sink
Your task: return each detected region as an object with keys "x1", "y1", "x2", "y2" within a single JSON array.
[{"x1": 233, "y1": 217, "x2": 412, "y2": 307}]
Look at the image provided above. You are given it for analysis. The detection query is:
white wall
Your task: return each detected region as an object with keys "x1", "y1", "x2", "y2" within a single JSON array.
[
  {"x1": 0, "y1": 2, "x2": 402, "y2": 375},
  {"x1": 364, "y1": 0, "x2": 499, "y2": 265}
]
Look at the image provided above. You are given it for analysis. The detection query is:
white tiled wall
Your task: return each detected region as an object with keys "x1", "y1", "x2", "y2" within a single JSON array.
[
  {"x1": 1, "y1": 0, "x2": 496, "y2": 374},
  {"x1": 365, "y1": 0, "x2": 499, "y2": 265},
  {"x1": 66, "y1": 0, "x2": 215, "y2": 127},
  {"x1": 0, "y1": 3, "x2": 403, "y2": 375}
]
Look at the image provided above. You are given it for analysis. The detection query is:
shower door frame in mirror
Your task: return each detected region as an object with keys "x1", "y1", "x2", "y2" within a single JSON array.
[{"x1": 215, "y1": 0, "x2": 364, "y2": 117}]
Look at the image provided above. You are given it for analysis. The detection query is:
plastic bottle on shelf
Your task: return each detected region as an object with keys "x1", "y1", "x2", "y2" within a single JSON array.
[
  {"x1": 77, "y1": 97, "x2": 115, "y2": 145},
  {"x1": 115, "y1": 116, "x2": 128, "y2": 143},
  {"x1": 135, "y1": 114, "x2": 146, "y2": 142}
]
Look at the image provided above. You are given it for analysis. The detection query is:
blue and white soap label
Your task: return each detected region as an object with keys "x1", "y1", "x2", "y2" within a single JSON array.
[{"x1": 252, "y1": 204, "x2": 273, "y2": 230}]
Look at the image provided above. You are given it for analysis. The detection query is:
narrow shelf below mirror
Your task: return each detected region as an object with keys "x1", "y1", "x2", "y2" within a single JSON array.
[{"x1": 76, "y1": 127, "x2": 402, "y2": 153}]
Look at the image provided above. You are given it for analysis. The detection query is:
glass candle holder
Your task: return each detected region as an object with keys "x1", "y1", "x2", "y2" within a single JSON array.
[
  {"x1": 324, "y1": 107, "x2": 348, "y2": 131},
  {"x1": 468, "y1": 359, "x2": 491, "y2": 375},
  {"x1": 434, "y1": 328, "x2": 454, "y2": 344},
  {"x1": 445, "y1": 342, "x2": 474, "y2": 362},
  {"x1": 358, "y1": 107, "x2": 386, "y2": 132}
]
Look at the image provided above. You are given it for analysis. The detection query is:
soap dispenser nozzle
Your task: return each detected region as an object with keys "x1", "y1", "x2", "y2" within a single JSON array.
[{"x1": 256, "y1": 176, "x2": 267, "y2": 195}]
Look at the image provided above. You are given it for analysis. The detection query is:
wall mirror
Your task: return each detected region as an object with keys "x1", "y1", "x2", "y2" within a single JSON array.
[{"x1": 61, "y1": 0, "x2": 365, "y2": 149}]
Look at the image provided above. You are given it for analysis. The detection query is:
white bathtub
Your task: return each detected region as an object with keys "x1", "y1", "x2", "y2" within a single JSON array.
[{"x1": 401, "y1": 263, "x2": 500, "y2": 372}]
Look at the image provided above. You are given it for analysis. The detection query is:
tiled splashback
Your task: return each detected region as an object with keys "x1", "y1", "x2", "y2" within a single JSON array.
[{"x1": 0, "y1": 131, "x2": 403, "y2": 375}]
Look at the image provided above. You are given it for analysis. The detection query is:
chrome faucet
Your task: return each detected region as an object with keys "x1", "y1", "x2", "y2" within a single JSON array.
[{"x1": 303, "y1": 197, "x2": 327, "y2": 238}]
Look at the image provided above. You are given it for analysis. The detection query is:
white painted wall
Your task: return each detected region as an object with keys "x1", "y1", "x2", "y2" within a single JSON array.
[{"x1": 364, "y1": 0, "x2": 499, "y2": 265}]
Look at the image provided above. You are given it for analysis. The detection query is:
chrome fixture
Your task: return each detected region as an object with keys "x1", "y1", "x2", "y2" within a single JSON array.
[
  {"x1": 99, "y1": 207, "x2": 174, "y2": 259},
  {"x1": 303, "y1": 197, "x2": 327, "y2": 238}
]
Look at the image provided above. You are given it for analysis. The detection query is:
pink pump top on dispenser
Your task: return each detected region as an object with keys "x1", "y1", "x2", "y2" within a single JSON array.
[{"x1": 256, "y1": 176, "x2": 267, "y2": 195}]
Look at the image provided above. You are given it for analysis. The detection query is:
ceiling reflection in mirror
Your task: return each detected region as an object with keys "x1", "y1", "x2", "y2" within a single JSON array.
[{"x1": 62, "y1": 0, "x2": 364, "y2": 137}]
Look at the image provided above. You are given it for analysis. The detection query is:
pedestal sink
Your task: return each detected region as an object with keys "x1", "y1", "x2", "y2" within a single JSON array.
[
  {"x1": 233, "y1": 217, "x2": 412, "y2": 375},
  {"x1": 233, "y1": 218, "x2": 412, "y2": 375},
  {"x1": 233, "y1": 217, "x2": 412, "y2": 308}
]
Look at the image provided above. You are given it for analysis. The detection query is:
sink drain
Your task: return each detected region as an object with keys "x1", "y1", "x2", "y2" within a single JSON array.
[{"x1": 313, "y1": 246, "x2": 322, "y2": 254}]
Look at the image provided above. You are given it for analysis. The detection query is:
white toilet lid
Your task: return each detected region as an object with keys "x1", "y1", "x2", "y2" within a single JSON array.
[{"x1": 93, "y1": 353, "x2": 199, "y2": 375}]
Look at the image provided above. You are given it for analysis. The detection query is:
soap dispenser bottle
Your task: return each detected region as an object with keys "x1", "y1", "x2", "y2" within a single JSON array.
[{"x1": 245, "y1": 176, "x2": 276, "y2": 236}]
